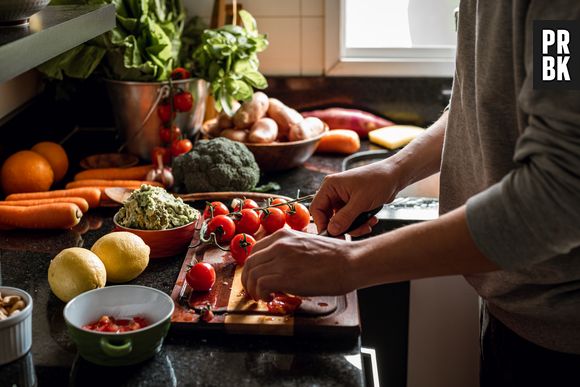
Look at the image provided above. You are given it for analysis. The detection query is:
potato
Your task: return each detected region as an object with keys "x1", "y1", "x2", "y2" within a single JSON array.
[
  {"x1": 220, "y1": 129, "x2": 249, "y2": 143},
  {"x1": 248, "y1": 118, "x2": 278, "y2": 144},
  {"x1": 233, "y1": 92, "x2": 269, "y2": 129},
  {"x1": 206, "y1": 120, "x2": 223, "y2": 137},
  {"x1": 217, "y1": 101, "x2": 241, "y2": 130},
  {"x1": 289, "y1": 117, "x2": 325, "y2": 141},
  {"x1": 267, "y1": 98, "x2": 303, "y2": 140}
]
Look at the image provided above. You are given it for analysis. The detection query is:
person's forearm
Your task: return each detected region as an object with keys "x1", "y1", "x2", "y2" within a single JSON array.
[
  {"x1": 385, "y1": 111, "x2": 447, "y2": 191},
  {"x1": 347, "y1": 204, "x2": 499, "y2": 289}
]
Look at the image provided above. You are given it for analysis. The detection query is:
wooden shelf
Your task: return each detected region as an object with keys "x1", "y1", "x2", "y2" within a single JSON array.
[{"x1": 0, "y1": 4, "x2": 115, "y2": 83}]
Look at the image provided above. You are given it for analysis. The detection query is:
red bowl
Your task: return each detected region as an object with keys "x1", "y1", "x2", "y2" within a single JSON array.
[{"x1": 113, "y1": 214, "x2": 198, "y2": 259}]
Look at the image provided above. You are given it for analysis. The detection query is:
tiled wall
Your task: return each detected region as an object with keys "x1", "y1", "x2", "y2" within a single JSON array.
[{"x1": 183, "y1": 0, "x2": 325, "y2": 76}]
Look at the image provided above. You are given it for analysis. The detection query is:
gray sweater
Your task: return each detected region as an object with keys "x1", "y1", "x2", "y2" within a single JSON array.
[{"x1": 440, "y1": 0, "x2": 580, "y2": 354}]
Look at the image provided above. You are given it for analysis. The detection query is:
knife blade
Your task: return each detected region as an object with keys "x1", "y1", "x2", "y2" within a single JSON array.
[{"x1": 318, "y1": 206, "x2": 383, "y2": 237}]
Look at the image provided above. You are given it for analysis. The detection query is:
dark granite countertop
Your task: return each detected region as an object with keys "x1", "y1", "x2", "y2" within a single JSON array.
[{"x1": 0, "y1": 151, "x2": 368, "y2": 387}]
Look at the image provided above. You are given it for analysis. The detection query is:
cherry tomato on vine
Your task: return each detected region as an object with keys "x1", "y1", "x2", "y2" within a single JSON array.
[
  {"x1": 285, "y1": 203, "x2": 311, "y2": 231},
  {"x1": 157, "y1": 102, "x2": 173, "y2": 123},
  {"x1": 185, "y1": 263, "x2": 216, "y2": 291},
  {"x1": 271, "y1": 198, "x2": 289, "y2": 213},
  {"x1": 234, "y1": 208, "x2": 260, "y2": 235},
  {"x1": 174, "y1": 91, "x2": 193, "y2": 112},
  {"x1": 232, "y1": 198, "x2": 259, "y2": 212},
  {"x1": 171, "y1": 139, "x2": 192, "y2": 157},
  {"x1": 229, "y1": 233, "x2": 256, "y2": 265},
  {"x1": 260, "y1": 207, "x2": 286, "y2": 234},
  {"x1": 151, "y1": 146, "x2": 170, "y2": 167},
  {"x1": 171, "y1": 67, "x2": 191, "y2": 80},
  {"x1": 206, "y1": 215, "x2": 236, "y2": 243},
  {"x1": 159, "y1": 126, "x2": 181, "y2": 143},
  {"x1": 203, "y1": 201, "x2": 230, "y2": 219}
]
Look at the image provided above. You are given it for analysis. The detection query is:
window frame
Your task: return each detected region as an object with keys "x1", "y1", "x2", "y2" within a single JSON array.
[{"x1": 324, "y1": 0, "x2": 457, "y2": 77}]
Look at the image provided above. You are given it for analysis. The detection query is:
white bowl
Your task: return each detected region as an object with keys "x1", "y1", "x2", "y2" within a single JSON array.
[{"x1": 0, "y1": 287, "x2": 33, "y2": 365}]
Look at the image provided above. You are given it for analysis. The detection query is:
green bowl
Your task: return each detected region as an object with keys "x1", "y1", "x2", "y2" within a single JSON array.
[{"x1": 63, "y1": 285, "x2": 174, "y2": 366}]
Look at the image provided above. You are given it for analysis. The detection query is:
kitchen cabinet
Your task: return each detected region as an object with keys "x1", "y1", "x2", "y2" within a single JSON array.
[{"x1": 0, "y1": 4, "x2": 115, "y2": 84}]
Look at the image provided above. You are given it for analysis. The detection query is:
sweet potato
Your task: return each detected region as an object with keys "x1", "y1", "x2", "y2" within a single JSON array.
[
  {"x1": 316, "y1": 129, "x2": 360, "y2": 155},
  {"x1": 220, "y1": 129, "x2": 249, "y2": 143},
  {"x1": 233, "y1": 92, "x2": 269, "y2": 129},
  {"x1": 289, "y1": 117, "x2": 326, "y2": 141},
  {"x1": 301, "y1": 108, "x2": 394, "y2": 138},
  {"x1": 248, "y1": 118, "x2": 278, "y2": 144},
  {"x1": 266, "y1": 98, "x2": 303, "y2": 140}
]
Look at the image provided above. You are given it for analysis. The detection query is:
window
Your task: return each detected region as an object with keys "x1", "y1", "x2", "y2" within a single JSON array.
[{"x1": 325, "y1": 0, "x2": 459, "y2": 76}]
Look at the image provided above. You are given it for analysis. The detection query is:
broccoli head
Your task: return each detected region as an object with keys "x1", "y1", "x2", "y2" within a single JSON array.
[{"x1": 172, "y1": 137, "x2": 260, "y2": 192}]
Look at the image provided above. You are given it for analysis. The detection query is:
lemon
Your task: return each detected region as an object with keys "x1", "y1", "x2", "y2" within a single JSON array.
[
  {"x1": 48, "y1": 248, "x2": 107, "y2": 302},
  {"x1": 91, "y1": 232, "x2": 150, "y2": 283}
]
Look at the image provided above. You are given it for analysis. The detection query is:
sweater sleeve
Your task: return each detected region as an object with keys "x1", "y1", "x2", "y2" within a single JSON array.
[{"x1": 465, "y1": 1, "x2": 580, "y2": 270}]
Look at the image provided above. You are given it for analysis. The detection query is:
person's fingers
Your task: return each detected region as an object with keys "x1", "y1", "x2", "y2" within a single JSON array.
[
  {"x1": 241, "y1": 244, "x2": 277, "y2": 288},
  {"x1": 310, "y1": 187, "x2": 335, "y2": 233},
  {"x1": 250, "y1": 229, "x2": 286, "y2": 256},
  {"x1": 244, "y1": 260, "x2": 280, "y2": 300},
  {"x1": 328, "y1": 201, "x2": 361, "y2": 236},
  {"x1": 348, "y1": 216, "x2": 379, "y2": 237},
  {"x1": 255, "y1": 275, "x2": 282, "y2": 301}
]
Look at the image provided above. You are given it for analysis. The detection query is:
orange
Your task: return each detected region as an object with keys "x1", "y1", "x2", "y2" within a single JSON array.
[
  {"x1": 1, "y1": 151, "x2": 54, "y2": 195},
  {"x1": 31, "y1": 142, "x2": 69, "y2": 182}
]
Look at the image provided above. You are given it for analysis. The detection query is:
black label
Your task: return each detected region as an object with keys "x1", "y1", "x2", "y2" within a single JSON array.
[{"x1": 533, "y1": 20, "x2": 580, "y2": 90}]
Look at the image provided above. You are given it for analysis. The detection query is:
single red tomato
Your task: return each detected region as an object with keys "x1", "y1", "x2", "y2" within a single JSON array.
[
  {"x1": 174, "y1": 91, "x2": 193, "y2": 112},
  {"x1": 232, "y1": 198, "x2": 259, "y2": 212},
  {"x1": 260, "y1": 207, "x2": 286, "y2": 234},
  {"x1": 171, "y1": 139, "x2": 192, "y2": 157},
  {"x1": 157, "y1": 102, "x2": 173, "y2": 123},
  {"x1": 285, "y1": 203, "x2": 311, "y2": 231},
  {"x1": 159, "y1": 126, "x2": 181, "y2": 143},
  {"x1": 229, "y1": 233, "x2": 256, "y2": 265},
  {"x1": 206, "y1": 214, "x2": 236, "y2": 243},
  {"x1": 203, "y1": 201, "x2": 230, "y2": 219},
  {"x1": 234, "y1": 208, "x2": 260, "y2": 235},
  {"x1": 151, "y1": 146, "x2": 171, "y2": 167},
  {"x1": 186, "y1": 262, "x2": 216, "y2": 291},
  {"x1": 271, "y1": 198, "x2": 289, "y2": 213},
  {"x1": 171, "y1": 67, "x2": 191, "y2": 80}
]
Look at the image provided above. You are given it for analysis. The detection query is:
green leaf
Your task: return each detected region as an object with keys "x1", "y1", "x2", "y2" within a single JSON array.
[
  {"x1": 243, "y1": 71, "x2": 267, "y2": 89},
  {"x1": 239, "y1": 10, "x2": 257, "y2": 35}
]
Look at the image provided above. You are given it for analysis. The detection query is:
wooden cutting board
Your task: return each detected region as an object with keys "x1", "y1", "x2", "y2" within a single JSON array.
[{"x1": 170, "y1": 223, "x2": 360, "y2": 338}]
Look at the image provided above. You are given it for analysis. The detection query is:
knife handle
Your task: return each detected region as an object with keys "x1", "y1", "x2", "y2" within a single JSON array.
[{"x1": 319, "y1": 205, "x2": 383, "y2": 236}]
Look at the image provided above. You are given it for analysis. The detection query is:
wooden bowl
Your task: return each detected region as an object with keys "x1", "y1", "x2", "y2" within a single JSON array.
[
  {"x1": 113, "y1": 214, "x2": 198, "y2": 259},
  {"x1": 202, "y1": 119, "x2": 328, "y2": 171}
]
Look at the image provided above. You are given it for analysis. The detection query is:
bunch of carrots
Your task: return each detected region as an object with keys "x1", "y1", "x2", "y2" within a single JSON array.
[{"x1": 0, "y1": 165, "x2": 161, "y2": 230}]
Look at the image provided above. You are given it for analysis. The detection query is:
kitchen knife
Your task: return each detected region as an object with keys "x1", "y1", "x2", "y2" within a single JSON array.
[{"x1": 318, "y1": 206, "x2": 383, "y2": 237}]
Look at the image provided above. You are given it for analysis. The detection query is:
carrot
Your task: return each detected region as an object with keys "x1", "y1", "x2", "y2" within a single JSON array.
[
  {"x1": 74, "y1": 165, "x2": 153, "y2": 181},
  {"x1": 65, "y1": 180, "x2": 163, "y2": 189},
  {"x1": 0, "y1": 203, "x2": 83, "y2": 229},
  {"x1": 6, "y1": 188, "x2": 102, "y2": 208},
  {"x1": 0, "y1": 197, "x2": 90, "y2": 213},
  {"x1": 316, "y1": 129, "x2": 361, "y2": 155}
]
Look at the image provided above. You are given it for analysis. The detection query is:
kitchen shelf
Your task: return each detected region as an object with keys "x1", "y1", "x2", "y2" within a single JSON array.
[{"x1": 0, "y1": 4, "x2": 115, "y2": 83}]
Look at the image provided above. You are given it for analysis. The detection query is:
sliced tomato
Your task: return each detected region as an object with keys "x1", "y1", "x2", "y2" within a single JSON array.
[{"x1": 267, "y1": 292, "x2": 302, "y2": 315}]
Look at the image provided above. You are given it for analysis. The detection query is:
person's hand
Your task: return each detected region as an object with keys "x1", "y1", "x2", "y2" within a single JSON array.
[
  {"x1": 241, "y1": 228, "x2": 359, "y2": 300},
  {"x1": 311, "y1": 161, "x2": 402, "y2": 236}
]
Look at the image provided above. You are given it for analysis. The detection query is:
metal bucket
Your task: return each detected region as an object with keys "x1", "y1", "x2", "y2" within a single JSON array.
[{"x1": 105, "y1": 78, "x2": 208, "y2": 160}]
